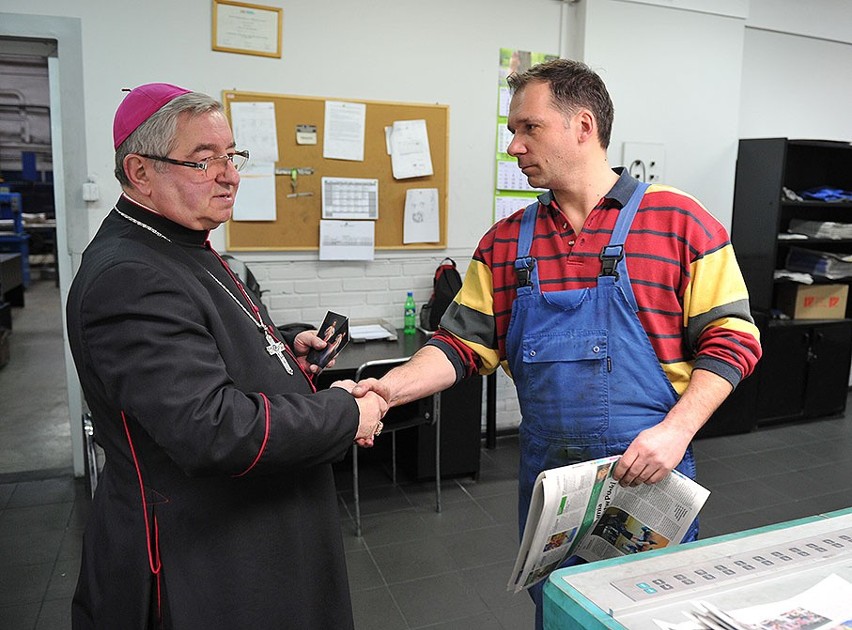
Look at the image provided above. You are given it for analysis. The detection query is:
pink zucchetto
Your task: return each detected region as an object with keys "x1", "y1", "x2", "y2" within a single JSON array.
[{"x1": 112, "y1": 82, "x2": 191, "y2": 149}]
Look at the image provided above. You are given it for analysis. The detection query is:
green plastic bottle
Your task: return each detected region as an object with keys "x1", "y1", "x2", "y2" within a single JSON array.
[{"x1": 404, "y1": 291, "x2": 417, "y2": 335}]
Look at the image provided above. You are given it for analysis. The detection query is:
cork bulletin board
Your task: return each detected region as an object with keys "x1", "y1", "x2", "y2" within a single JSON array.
[{"x1": 222, "y1": 90, "x2": 449, "y2": 251}]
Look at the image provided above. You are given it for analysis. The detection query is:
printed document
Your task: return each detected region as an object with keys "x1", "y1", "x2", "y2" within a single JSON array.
[
  {"x1": 403, "y1": 188, "x2": 439, "y2": 244},
  {"x1": 229, "y1": 101, "x2": 279, "y2": 163},
  {"x1": 388, "y1": 119, "x2": 433, "y2": 179},
  {"x1": 319, "y1": 220, "x2": 374, "y2": 261},
  {"x1": 655, "y1": 574, "x2": 852, "y2": 629},
  {"x1": 232, "y1": 162, "x2": 276, "y2": 221},
  {"x1": 322, "y1": 177, "x2": 379, "y2": 220},
  {"x1": 323, "y1": 101, "x2": 366, "y2": 162}
]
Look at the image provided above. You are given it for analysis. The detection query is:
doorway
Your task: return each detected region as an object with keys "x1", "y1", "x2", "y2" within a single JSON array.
[
  {"x1": 0, "y1": 39, "x2": 70, "y2": 477},
  {"x1": 0, "y1": 13, "x2": 89, "y2": 479}
]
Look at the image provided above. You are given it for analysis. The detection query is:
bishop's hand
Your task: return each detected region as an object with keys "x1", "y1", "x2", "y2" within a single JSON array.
[
  {"x1": 331, "y1": 380, "x2": 388, "y2": 448},
  {"x1": 292, "y1": 329, "x2": 334, "y2": 373}
]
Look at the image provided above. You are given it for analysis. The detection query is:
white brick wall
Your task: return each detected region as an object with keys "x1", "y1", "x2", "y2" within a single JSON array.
[
  {"x1": 253, "y1": 254, "x2": 464, "y2": 329},
  {"x1": 246, "y1": 253, "x2": 522, "y2": 432},
  {"x1": 477, "y1": 370, "x2": 523, "y2": 435}
]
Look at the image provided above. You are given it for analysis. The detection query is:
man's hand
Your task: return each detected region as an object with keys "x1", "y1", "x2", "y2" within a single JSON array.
[
  {"x1": 348, "y1": 379, "x2": 393, "y2": 448},
  {"x1": 613, "y1": 369, "x2": 733, "y2": 486},
  {"x1": 353, "y1": 392, "x2": 388, "y2": 447},
  {"x1": 291, "y1": 330, "x2": 332, "y2": 374},
  {"x1": 613, "y1": 422, "x2": 693, "y2": 486},
  {"x1": 332, "y1": 379, "x2": 388, "y2": 448},
  {"x1": 349, "y1": 345, "x2": 458, "y2": 446},
  {"x1": 351, "y1": 377, "x2": 391, "y2": 404},
  {"x1": 330, "y1": 379, "x2": 356, "y2": 392}
]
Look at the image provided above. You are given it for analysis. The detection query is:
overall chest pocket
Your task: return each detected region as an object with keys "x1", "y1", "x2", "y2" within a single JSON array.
[
  {"x1": 521, "y1": 332, "x2": 607, "y2": 364},
  {"x1": 518, "y1": 331, "x2": 609, "y2": 438}
]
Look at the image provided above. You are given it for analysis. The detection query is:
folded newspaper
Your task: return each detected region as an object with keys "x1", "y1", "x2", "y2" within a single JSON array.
[{"x1": 508, "y1": 456, "x2": 710, "y2": 593}]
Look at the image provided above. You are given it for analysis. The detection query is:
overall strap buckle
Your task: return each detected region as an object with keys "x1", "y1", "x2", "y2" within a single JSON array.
[
  {"x1": 514, "y1": 257, "x2": 536, "y2": 287},
  {"x1": 599, "y1": 245, "x2": 624, "y2": 279}
]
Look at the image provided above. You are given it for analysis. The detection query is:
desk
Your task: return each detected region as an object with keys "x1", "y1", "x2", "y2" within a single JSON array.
[
  {"x1": 0, "y1": 234, "x2": 30, "y2": 289},
  {"x1": 0, "y1": 253, "x2": 24, "y2": 308},
  {"x1": 543, "y1": 507, "x2": 852, "y2": 629},
  {"x1": 316, "y1": 329, "x2": 483, "y2": 479},
  {"x1": 0, "y1": 192, "x2": 30, "y2": 289},
  {"x1": 24, "y1": 220, "x2": 58, "y2": 284}
]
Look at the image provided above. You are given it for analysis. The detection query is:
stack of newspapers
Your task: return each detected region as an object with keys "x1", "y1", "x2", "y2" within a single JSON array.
[
  {"x1": 654, "y1": 574, "x2": 852, "y2": 630},
  {"x1": 788, "y1": 218, "x2": 852, "y2": 240},
  {"x1": 785, "y1": 247, "x2": 852, "y2": 280}
]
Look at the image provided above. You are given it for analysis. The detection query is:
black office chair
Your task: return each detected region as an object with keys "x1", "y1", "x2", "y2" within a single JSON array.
[
  {"x1": 220, "y1": 254, "x2": 264, "y2": 302},
  {"x1": 82, "y1": 412, "x2": 101, "y2": 499},
  {"x1": 352, "y1": 357, "x2": 441, "y2": 536}
]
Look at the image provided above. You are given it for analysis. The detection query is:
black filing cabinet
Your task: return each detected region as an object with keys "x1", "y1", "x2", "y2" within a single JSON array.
[
  {"x1": 756, "y1": 320, "x2": 852, "y2": 425},
  {"x1": 730, "y1": 138, "x2": 852, "y2": 427},
  {"x1": 397, "y1": 375, "x2": 482, "y2": 480}
]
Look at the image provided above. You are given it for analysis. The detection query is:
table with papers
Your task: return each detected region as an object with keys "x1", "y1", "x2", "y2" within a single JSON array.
[
  {"x1": 543, "y1": 507, "x2": 852, "y2": 630},
  {"x1": 349, "y1": 320, "x2": 397, "y2": 342}
]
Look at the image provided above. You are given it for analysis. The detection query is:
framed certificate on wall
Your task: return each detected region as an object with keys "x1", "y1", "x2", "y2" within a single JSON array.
[{"x1": 212, "y1": 0, "x2": 282, "y2": 58}]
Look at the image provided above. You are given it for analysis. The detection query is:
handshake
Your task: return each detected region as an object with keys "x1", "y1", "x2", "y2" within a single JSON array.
[
  {"x1": 330, "y1": 377, "x2": 389, "y2": 448},
  {"x1": 293, "y1": 328, "x2": 455, "y2": 449},
  {"x1": 292, "y1": 326, "x2": 392, "y2": 448}
]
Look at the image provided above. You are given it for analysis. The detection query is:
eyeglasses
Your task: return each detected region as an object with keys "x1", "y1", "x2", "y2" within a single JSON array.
[{"x1": 139, "y1": 149, "x2": 250, "y2": 177}]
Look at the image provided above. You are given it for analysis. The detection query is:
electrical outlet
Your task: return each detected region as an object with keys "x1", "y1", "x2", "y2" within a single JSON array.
[
  {"x1": 82, "y1": 180, "x2": 100, "y2": 202},
  {"x1": 622, "y1": 142, "x2": 665, "y2": 184}
]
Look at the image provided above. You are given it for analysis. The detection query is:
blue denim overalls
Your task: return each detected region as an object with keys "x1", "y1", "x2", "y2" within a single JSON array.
[{"x1": 505, "y1": 182, "x2": 698, "y2": 628}]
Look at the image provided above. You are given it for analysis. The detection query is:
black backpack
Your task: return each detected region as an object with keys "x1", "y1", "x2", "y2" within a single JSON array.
[{"x1": 420, "y1": 257, "x2": 462, "y2": 332}]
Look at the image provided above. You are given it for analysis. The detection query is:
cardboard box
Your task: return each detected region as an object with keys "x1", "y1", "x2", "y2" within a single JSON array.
[{"x1": 777, "y1": 283, "x2": 849, "y2": 320}]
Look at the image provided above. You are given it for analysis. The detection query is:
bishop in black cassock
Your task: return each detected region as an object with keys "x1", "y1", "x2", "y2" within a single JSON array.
[{"x1": 66, "y1": 83, "x2": 374, "y2": 630}]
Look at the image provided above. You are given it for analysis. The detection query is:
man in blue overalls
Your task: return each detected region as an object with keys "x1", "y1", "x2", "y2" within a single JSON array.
[{"x1": 353, "y1": 59, "x2": 761, "y2": 629}]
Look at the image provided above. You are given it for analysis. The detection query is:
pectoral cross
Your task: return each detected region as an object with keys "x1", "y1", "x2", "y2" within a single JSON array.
[{"x1": 265, "y1": 330, "x2": 294, "y2": 375}]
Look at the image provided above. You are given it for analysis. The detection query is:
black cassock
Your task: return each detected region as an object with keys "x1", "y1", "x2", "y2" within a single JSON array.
[{"x1": 67, "y1": 195, "x2": 359, "y2": 629}]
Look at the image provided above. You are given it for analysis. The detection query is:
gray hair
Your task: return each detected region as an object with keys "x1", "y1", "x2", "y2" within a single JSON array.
[{"x1": 114, "y1": 92, "x2": 224, "y2": 187}]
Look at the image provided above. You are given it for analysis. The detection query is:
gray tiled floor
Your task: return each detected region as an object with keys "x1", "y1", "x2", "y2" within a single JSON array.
[{"x1": 2, "y1": 279, "x2": 852, "y2": 629}]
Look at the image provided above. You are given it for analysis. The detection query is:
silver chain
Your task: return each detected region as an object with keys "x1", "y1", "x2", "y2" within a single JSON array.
[
  {"x1": 114, "y1": 206, "x2": 263, "y2": 331},
  {"x1": 114, "y1": 206, "x2": 294, "y2": 374},
  {"x1": 115, "y1": 207, "x2": 172, "y2": 242},
  {"x1": 203, "y1": 269, "x2": 265, "y2": 332}
]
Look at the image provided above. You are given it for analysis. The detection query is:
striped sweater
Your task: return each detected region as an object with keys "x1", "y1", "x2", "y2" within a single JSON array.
[{"x1": 429, "y1": 170, "x2": 761, "y2": 395}]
